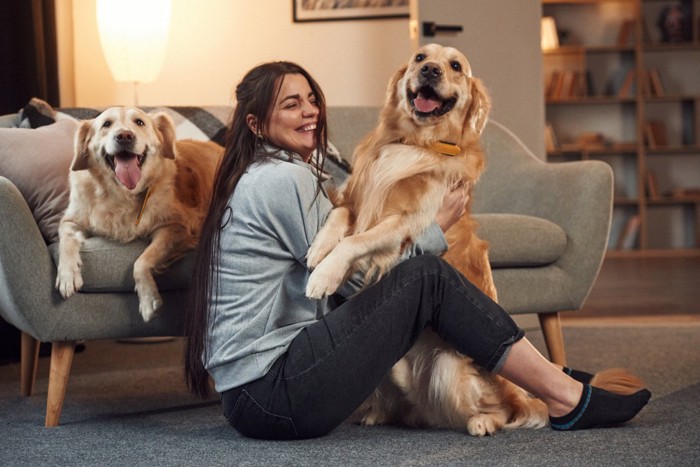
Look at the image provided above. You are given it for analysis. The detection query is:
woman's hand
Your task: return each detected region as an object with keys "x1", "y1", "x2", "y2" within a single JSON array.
[{"x1": 435, "y1": 182, "x2": 470, "y2": 233}]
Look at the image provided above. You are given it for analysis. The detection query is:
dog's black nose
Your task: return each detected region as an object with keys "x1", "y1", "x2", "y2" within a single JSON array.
[
  {"x1": 115, "y1": 130, "x2": 135, "y2": 144},
  {"x1": 420, "y1": 63, "x2": 442, "y2": 79}
]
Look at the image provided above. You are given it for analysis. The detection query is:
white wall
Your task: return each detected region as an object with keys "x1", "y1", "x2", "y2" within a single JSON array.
[{"x1": 64, "y1": 0, "x2": 414, "y2": 108}]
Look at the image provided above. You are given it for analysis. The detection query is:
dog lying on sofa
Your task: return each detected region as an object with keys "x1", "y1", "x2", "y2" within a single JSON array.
[{"x1": 55, "y1": 107, "x2": 224, "y2": 322}]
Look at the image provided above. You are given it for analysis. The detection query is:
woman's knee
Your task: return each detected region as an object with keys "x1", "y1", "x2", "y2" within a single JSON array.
[{"x1": 396, "y1": 254, "x2": 454, "y2": 278}]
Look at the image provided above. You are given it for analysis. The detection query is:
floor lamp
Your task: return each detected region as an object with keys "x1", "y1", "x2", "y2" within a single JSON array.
[{"x1": 96, "y1": 0, "x2": 171, "y2": 106}]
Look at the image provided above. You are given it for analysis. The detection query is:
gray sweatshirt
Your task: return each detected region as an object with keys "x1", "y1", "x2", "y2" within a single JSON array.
[{"x1": 205, "y1": 148, "x2": 448, "y2": 393}]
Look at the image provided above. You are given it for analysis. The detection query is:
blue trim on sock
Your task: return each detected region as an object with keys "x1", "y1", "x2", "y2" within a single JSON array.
[
  {"x1": 563, "y1": 367, "x2": 573, "y2": 376},
  {"x1": 551, "y1": 384, "x2": 592, "y2": 430}
]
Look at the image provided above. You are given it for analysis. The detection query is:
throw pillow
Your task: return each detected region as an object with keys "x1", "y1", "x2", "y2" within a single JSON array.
[{"x1": 0, "y1": 119, "x2": 77, "y2": 243}]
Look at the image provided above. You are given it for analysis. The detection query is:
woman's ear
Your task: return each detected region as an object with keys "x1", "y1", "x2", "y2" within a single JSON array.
[{"x1": 246, "y1": 114, "x2": 259, "y2": 137}]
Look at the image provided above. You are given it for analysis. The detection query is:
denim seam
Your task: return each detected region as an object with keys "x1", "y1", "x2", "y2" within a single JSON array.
[{"x1": 237, "y1": 389, "x2": 299, "y2": 437}]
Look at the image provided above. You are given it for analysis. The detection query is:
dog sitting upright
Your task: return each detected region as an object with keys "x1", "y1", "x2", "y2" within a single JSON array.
[
  {"x1": 305, "y1": 44, "x2": 549, "y2": 436},
  {"x1": 55, "y1": 107, "x2": 223, "y2": 321}
]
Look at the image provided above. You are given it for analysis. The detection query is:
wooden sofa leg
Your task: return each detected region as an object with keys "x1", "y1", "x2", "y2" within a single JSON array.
[
  {"x1": 45, "y1": 341, "x2": 76, "y2": 428},
  {"x1": 20, "y1": 332, "x2": 40, "y2": 396},
  {"x1": 538, "y1": 312, "x2": 567, "y2": 366}
]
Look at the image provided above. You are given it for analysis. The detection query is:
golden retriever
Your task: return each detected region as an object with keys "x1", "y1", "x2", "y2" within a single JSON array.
[
  {"x1": 55, "y1": 107, "x2": 223, "y2": 322},
  {"x1": 305, "y1": 43, "x2": 548, "y2": 436}
]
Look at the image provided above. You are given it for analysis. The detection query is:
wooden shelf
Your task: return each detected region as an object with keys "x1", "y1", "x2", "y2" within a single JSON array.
[
  {"x1": 544, "y1": 45, "x2": 636, "y2": 55},
  {"x1": 646, "y1": 145, "x2": 700, "y2": 155},
  {"x1": 547, "y1": 96, "x2": 638, "y2": 105},
  {"x1": 647, "y1": 196, "x2": 700, "y2": 206},
  {"x1": 543, "y1": 0, "x2": 700, "y2": 252},
  {"x1": 543, "y1": 0, "x2": 636, "y2": 4},
  {"x1": 644, "y1": 42, "x2": 700, "y2": 52}
]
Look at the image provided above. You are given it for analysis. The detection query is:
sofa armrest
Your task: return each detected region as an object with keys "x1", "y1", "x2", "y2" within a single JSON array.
[
  {"x1": 0, "y1": 113, "x2": 20, "y2": 128},
  {"x1": 0, "y1": 176, "x2": 59, "y2": 336},
  {"x1": 474, "y1": 121, "x2": 613, "y2": 310}
]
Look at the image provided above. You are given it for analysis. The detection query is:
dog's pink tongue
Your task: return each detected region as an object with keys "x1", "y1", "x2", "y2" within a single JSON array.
[
  {"x1": 114, "y1": 153, "x2": 141, "y2": 190},
  {"x1": 415, "y1": 93, "x2": 441, "y2": 113}
]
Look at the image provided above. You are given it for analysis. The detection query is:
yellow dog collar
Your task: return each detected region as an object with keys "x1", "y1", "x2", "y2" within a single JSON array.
[{"x1": 430, "y1": 141, "x2": 461, "y2": 156}]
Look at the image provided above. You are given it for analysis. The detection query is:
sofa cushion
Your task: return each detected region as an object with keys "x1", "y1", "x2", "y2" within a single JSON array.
[
  {"x1": 474, "y1": 213, "x2": 567, "y2": 267},
  {"x1": 0, "y1": 119, "x2": 77, "y2": 243},
  {"x1": 47, "y1": 214, "x2": 566, "y2": 294},
  {"x1": 48, "y1": 239, "x2": 193, "y2": 293}
]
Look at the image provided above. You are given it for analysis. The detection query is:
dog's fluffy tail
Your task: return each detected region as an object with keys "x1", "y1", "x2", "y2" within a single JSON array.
[{"x1": 591, "y1": 368, "x2": 646, "y2": 395}]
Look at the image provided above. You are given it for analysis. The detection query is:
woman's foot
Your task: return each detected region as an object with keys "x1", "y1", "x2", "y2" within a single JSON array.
[
  {"x1": 562, "y1": 366, "x2": 594, "y2": 384},
  {"x1": 549, "y1": 384, "x2": 651, "y2": 430}
]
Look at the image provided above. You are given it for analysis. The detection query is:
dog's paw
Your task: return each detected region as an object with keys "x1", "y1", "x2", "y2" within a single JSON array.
[
  {"x1": 55, "y1": 262, "x2": 83, "y2": 298},
  {"x1": 134, "y1": 273, "x2": 163, "y2": 322},
  {"x1": 305, "y1": 260, "x2": 345, "y2": 299},
  {"x1": 360, "y1": 410, "x2": 383, "y2": 427},
  {"x1": 306, "y1": 234, "x2": 342, "y2": 270},
  {"x1": 139, "y1": 295, "x2": 163, "y2": 322},
  {"x1": 467, "y1": 414, "x2": 499, "y2": 437}
]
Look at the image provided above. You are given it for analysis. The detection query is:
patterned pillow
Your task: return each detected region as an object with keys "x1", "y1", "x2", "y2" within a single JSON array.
[{"x1": 20, "y1": 99, "x2": 233, "y2": 147}]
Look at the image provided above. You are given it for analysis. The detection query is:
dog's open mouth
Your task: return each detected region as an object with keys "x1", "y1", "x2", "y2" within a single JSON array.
[
  {"x1": 408, "y1": 85, "x2": 456, "y2": 118},
  {"x1": 105, "y1": 151, "x2": 146, "y2": 190}
]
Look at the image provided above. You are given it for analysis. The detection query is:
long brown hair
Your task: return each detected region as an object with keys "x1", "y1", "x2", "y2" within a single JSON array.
[{"x1": 184, "y1": 62, "x2": 328, "y2": 398}]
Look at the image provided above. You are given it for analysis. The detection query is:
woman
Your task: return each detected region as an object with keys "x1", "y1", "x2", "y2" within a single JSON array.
[{"x1": 185, "y1": 61, "x2": 650, "y2": 440}]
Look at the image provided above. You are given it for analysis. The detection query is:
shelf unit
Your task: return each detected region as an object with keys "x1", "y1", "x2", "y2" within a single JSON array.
[{"x1": 542, "y1": 0, "x2": 700, "y2": 255}]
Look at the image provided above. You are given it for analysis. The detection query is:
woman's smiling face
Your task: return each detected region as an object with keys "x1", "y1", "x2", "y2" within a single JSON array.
[{"x1": 265, "y1": 73, "x2": 320, "y2": 161}]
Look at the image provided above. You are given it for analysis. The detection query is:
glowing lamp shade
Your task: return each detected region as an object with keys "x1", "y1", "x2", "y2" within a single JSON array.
[
  {"x1": 97, "y1": 0, "x2": 171, "y2": 83},
  {"x1": 541, "y1": 16, "x2": 559, "y2": 51}
]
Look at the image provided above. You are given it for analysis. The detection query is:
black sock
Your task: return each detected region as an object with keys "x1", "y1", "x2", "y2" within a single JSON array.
[
  {"x1": 550, "y1": 384, "x2": 651, "y2": 430},
  {"x1": 562, "y1": 366, "x2": 594, "y2": 384}
]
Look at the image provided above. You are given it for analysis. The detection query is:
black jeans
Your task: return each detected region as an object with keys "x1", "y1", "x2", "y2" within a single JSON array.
[{"x1": 221, "y1": 255, "x2": 524, "y2": 440}]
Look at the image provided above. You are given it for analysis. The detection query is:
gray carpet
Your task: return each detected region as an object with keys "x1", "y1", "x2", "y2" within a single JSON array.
[{"x1": 1, "y1": 324, "x2": 698, "y2": 466}]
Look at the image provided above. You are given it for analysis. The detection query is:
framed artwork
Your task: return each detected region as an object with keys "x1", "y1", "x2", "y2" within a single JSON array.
[{"x1": 293, "y1": 0, "x2": 409, "y2": 23}]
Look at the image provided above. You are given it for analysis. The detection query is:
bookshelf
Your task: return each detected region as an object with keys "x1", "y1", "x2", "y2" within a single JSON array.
[{"x1": 542, "y1": 0, "x2": 700, "y2": 255}]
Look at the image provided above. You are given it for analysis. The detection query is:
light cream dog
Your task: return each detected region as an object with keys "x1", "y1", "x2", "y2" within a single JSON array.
[
  {"x1": 306, "y1": 44, "x2": 548, "y2": 436},
  {"x1": 55, "y1": 107, "x2": 223, "y2": 321}
]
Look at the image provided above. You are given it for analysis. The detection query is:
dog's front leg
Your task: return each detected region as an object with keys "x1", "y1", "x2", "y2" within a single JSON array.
[
  {"x1": 305, "y1": 216, "x2": 406, "y2": 299},
  {"x1": 55, "y1": 220, "x2": 87, "y2": 298},
  {"x1": 307, "y1": 206, "x2": 352, "y2": 269},
  {"x1": 132, "y1": 227, "x2": 183, "y2": 322}
]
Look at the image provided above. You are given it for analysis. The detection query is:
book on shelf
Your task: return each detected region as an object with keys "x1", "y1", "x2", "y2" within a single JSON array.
[
  {"x1": 545, "y1": 70, "x2": 561, "y2": 100},
  {"x1": 546, "y1": 70, "x2": 587, "y2": 100},
  {"x1": 617, "y1": 69, "x2": 636, "y2": 98},
  {"x1": 645, "y1": 169, "x2": 660, "y2": 199},
  {"x1": 644, "y1": 121, "x2": 668, "y2": 148},
  {"x1": 615, "y1": 215, "x2": 641, "y2": 250},
  {"x1": 544, "y1": 123, "x2": 559, "y2": 152},
  {"x1": 647, "y1": 68, "x2": 665, "y2": 97},
  {"x1": 617, "y1": 19, "x2": 636, "y2": 46},
  {"x1": 606, "y1": 67, "x2": 633, "y2": 97}
]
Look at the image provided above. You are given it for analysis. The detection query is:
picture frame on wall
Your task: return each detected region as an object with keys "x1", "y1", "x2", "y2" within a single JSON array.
[{"x1": 292, "y1": 0, "x2": 409, "y2": 23}]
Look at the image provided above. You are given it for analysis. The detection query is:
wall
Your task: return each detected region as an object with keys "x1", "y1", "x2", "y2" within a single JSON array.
[{"x1": 62, "y1": 0, "x2": 413, "y2": 108}]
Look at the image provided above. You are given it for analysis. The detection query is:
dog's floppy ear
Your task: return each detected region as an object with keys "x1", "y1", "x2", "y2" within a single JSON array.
[
  {"x1": 71, "y1": 120, "x2": 94, "y2": 171},
  {"x1": 152, "y1": 112, "x2": 177, "y2": 160},
  {"x1": 386, "y1": 65, "x2": 408, "y2": 108},
  {"x1": 464, "y1": 77, "x2": 491, "y2": 135}
]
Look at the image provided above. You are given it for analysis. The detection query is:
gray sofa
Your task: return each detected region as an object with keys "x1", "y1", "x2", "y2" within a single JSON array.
[{"x1": 0, "y1": 105, "x2": 613, "y2": 426}]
